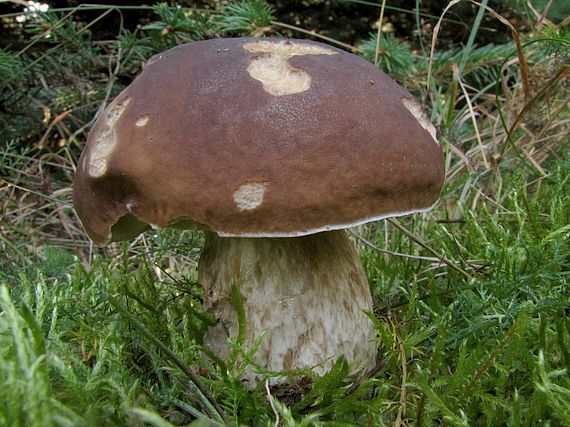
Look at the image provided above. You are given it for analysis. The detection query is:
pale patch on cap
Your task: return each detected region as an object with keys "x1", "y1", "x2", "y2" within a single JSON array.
[
  {"x1": 243, "y1": 40, "x2": 337, "y2": 96},
  {"x1": 135, "y1": 114, "x2": 149, "y2": 127},
  {"x1": 233, "y1": 182, "x2": 268, "y2": 211},
  {"x1": 88, "y1": 97, "x2": 131, "y2": 177}
]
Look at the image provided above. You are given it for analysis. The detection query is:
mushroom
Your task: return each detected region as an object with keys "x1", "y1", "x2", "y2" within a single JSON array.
[{"x1": 73, "y1": 37, "x2": 444, "y2": 383}]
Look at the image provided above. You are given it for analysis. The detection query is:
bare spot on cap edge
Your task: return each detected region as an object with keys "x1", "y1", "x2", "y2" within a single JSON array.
[
  {"x1": 87, "y1": 97, "x2": 131, "y2": 178},
  {"x1": 401, "y1": 97, "x2": 438, "y2": 144}
]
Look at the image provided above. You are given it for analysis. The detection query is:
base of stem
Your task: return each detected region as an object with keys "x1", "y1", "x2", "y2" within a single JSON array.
[{"x1": 199, "y1": 230, "x2": 377, "y2": 383}]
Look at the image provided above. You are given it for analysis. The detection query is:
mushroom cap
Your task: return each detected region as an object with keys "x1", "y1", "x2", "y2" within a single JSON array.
[{"x1": 73, "y1": 37, "x2": 445, "y2": 243}]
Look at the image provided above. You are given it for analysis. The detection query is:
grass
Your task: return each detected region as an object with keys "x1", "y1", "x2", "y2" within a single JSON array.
[{"x1": 1, "y1": 1, "x2": 569, "y2": 426}]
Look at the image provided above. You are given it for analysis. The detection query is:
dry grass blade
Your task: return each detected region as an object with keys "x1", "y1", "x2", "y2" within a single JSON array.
[
  {"x1": 429, "y1": 1, "x2": 532, "y2": 105},
  {"x1": 265, "y1": 379, "x2": 280, "y2": 427},
  {"x1": 270, "y1": 21, "x2": 360, "y2": 52},
  {"x1": 0, "y1": 179, "x2": 71, "y2": 207},
  {"x1": 469, "y1": 0, "x2": 532, "y2": 101},
  {"x1": 528, "y1": 0, "x2": 554, "y2": 29},
  {"x1": 387, "y1": 219, "x2": 473, "y2": 280},
  {"x1": 349, "y1": 229, "x2": 441, "y2": 262},
  {"x1": 427, "y1": 0, "x2": 462, "y2": 90},
  {"x1": 503, "y1": 66, "x2": 569, "y2": 153},
  {"x1": 374, "y1": 0, "x2": 388, "y2": 66},
  {"x1": 453, "y1": 63, "x2": 490, "y2": 169}
]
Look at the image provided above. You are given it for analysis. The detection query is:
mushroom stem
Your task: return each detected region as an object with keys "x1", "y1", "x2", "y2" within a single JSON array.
[{"x1": 199, "y1": 230, "x2": 377, "y2": 383}]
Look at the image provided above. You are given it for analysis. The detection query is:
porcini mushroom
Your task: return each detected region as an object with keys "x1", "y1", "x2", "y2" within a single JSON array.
[{"x1": 73, "y1": 37, "x2": 444, "y2": 383}]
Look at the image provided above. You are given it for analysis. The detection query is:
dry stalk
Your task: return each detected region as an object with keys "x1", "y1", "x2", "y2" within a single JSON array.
[
  {"x1": 270, "y1": 21, "x2": 359, "y2": 52},
  {"x1": 387, "y1": 219, "x2": 474, "y2": 280},
  {"x1": 374, "y1": 0, "x2": 388, "y2": 66},
  {"x1": 349, "y1": 229, "x2": 441, "y2": 262},
  {"x1": 265, "y1": 379, "x2": 280, "y2": 427},
  {"x1": 453, "y1": 63, "x2": 489, "y2": 169},
  {"x1": 469, "y1": 0, "x2": 532, "y2": 101}
]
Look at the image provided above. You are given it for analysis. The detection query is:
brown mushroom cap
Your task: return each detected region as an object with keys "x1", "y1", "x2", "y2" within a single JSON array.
[{"x1": 73, "y1": 37, "x2": 444, "y2": 243}]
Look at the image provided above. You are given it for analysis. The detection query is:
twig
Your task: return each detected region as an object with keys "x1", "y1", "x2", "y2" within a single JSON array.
[
  {"x1": 349, "y1": 229, "x2": 441, "y2": 262},
  {"x1": 265, "y1": 379, "x2": 280, "y2": 427},
  {"x1": 387, "y1": 219, "x2": 474, "y2": 280},
  {"x1": 270, "y1": 20, "x2": 360, "y2": 52}
]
